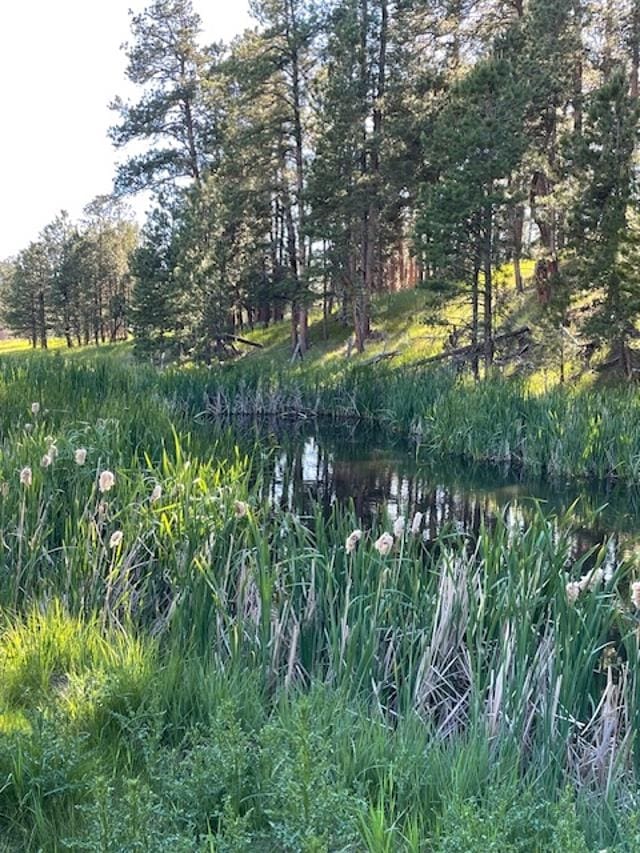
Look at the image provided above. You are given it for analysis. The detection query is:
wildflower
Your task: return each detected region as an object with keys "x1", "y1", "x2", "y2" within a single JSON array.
[
  {"x1": 109, "y1": 530, "x2": 123, "y2": 549},
  {"x1": 19, "y1": 466, "x2": 32, "y2": 487},
  {"x1": 234, "y1": 500, "x2": 248, "y2": 518},
  {"x1": 374, "y1": 532, "x2": 394, "y2": 557},
  {"x1": 566, "y1": 581, "x2": 581, "y2": 606},
  {"x1": 631, "y1": 581, "x2": 640, "y2": 610},
  {"x1": 74, "y1": 448, "x2": 87, "y2": 466},
  {"x1": 98, "y1": 470, "x2": 115, "y2": 493},
  {"x1": 393, "y1": 516, "x2": 406, "y2": 538},
  {"x1": 345, "y1": 529, "x2": 362, "y2": 554},
  {"x1": 150, "y1": 484, "x2": 162, "y2": 503},
  {"x1": 40, "y1": 453, "x2": 53, "y2": 469},
  {"x1": 31, "y1": 402, "x2": 40, "y2": 416},
  {"x1": 410, "y1": 512, "x2": 423, "y2": 535}
]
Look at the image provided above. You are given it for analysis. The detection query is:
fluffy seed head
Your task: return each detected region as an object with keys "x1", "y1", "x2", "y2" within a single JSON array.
[
  {"x1": 345, "y1": 529, "x2": 363, "y2": 554},
  {"x1": 410, "y1": 512, "x2": 423, "y2": 535},
  {"x1": 40, "y1": 454, "x2": 53, "y2": 469},
  {"x1": 109, "y1": 530, "x2": 123, "y2": 549},
  {"x1": 234, "y1": 500, "x2": 248, "y2": 518},
  {"x1": 31, "y1": 402, "x2": 40, "y2": 416},
  {"x1": 98, "y1": 470, "x2": 115, "y2": 493},
  {"x1": 150, "y1": 484, "x2": 162, "y2": 503},
  {"x1": 631, "y1": 581, "x2": 640, "y2": 610},
  {"x1": 374, "y1": 532, "x2": 394, "y2": 557},
  {"x1": 20, "y1": 466, "x2": 33, "y2": 487},
  {"x1": 74, "y1": 448, "x2": 87, "y2": 466},
  {"x1": 566, "y1": 581, "x2": 581, "y2": 606}
]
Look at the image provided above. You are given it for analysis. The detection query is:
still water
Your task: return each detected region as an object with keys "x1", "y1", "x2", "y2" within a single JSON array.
[{"x1": 211, "y1": 418, "x2": 640, "y2": 567}]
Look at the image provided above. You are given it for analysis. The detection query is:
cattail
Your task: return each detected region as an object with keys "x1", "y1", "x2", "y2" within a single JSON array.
[
  {"x1": 74, "y1": 448, "x2": 87, "y2": 466},
  {"x1": 393, "y1": 516, "x2": 406, "y2": 538},
  {"x1": 345, "y1": 529, "x2": 362, "y2": 554},
  {"x1": 150, "y1": 484, "x2": 162, "y2": 503},
  {"x1": 31, "y1": 402, "x2": 40, "y2": 416},
  {"x1": 410, "y1": 512, "x2": 423, "y2": 535},
  {"x1": 566, "y1": 581, "x2": 581, "y2": 606},
  {"x1": 374, "y1": 532, "x2": 394, "y2": 557},
  {"x1": 40, "y1": 453, "x2": 53, "y2": 469},
  {"x1": 631, "y1": 581, "x2": 640, "y2": 610},
  {"x1": 98, "y1": 470, "x2": 115, "y2": 493},
  {"x1": 234, "y1": 500, "x2": 248, "y2": 518},
  {"x1": 109, "y1": 530, "x2": 123, "y2": 549},
  {"x1": 577, "y1": 567, "x2": 604, "y2": 593}
]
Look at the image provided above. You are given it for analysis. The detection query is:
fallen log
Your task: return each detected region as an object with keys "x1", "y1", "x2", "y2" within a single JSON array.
[
  {"x1": 221, "y1": 333, "x2": 264, "y2": 349},
  {"x1": 362, "y1": 350, "x2": 401, "y2": 366},
  {"x1": 411, "y1": 326, "x2": 531, "y2": 368}
]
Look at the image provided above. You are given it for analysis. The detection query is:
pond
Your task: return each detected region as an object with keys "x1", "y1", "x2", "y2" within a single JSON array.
[{"x1": 208, "y1": 418, "x2": 640, "y2": 570}]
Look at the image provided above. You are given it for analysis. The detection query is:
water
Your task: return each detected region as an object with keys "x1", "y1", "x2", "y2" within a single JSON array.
[{"x1": 209, "y1": 418, "x2": 640, "y2": 567}]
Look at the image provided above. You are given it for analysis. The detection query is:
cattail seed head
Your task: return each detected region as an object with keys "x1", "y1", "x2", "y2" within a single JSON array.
[
  {"x1": 374, "y1": 532, "x2": 394, "y2": 556},
  {"x1": 345, "y1": 529, "x2": 362, "y2": 554},
  {"x1": 566, "y1": 581, "x2": 581, "y2": 606},
  {"x1": 99, "y1": 470, "x2": 115, "y2": 493},
  {"x1": 234, "y1": 500, "x2": 248, "y2": 518}
]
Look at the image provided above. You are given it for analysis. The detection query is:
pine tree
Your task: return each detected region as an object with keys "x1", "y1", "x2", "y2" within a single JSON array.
[
  {"x1": 566, "y1": 69, "x2": 640, "y2": 376},
  {"x1": 415, "y1": 53, "x2": 529, "y2": 371},
  {"x1": 110, "y1": 0, "x2": 208, "y2": 194}
]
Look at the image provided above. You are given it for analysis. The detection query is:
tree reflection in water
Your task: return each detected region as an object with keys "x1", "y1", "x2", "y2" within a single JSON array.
[{"x1": 207, "y1": 417, "x2": 640, "y2": 573}]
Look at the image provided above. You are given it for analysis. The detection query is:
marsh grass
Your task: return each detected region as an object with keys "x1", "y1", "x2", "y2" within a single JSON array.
[{"x1": 1, "y1": 353, "x2": 640, "y2": 849}]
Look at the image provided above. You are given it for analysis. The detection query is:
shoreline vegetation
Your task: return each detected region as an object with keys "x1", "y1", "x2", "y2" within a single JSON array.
[{"x1": 1, "y1": 352, "x2": 640, "y2": 849}]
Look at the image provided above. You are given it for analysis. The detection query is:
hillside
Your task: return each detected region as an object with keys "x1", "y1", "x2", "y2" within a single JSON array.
[{"x1": 234, "y1": 261, "x2": 615, "y2": 390}]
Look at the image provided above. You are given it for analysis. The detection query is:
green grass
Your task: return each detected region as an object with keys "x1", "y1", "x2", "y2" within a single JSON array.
[{"x1": 0, "y1": 352, "x2": 639, "y2": 848}]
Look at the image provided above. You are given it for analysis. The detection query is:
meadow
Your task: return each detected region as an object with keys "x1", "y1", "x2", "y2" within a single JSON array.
[{"x1": 2, "y1": 351, "x2": 640, "y2": 850}]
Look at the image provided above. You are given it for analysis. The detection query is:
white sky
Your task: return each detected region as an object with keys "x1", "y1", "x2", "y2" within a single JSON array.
[{"x1": 0, "y1": 1, "x2": 252, "y2": 259}]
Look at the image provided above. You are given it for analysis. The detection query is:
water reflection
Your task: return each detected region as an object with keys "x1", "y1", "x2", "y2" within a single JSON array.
[{"x1": 207, "y1": 418, "x2": 640, "y2": 567}]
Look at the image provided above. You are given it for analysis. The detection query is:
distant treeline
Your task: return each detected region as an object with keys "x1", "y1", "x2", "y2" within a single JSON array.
[{"x1": 0, "y1": 200, "x2": 137, "y2": 349}]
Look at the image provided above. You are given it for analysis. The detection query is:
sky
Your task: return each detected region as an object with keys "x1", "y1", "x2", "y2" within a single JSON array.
[{"x1": 0, "y1": 0, "x2": 252, "y2": 259}]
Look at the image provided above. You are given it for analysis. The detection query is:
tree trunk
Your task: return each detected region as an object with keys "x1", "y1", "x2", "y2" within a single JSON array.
[
  {"x1": 286, "y1": 0, "x2": 308, "y2": 357},
  {"x1": 483, "y1": 204, "x2": 493, "y2": 371},
  {"x1": 38, "y1": 289, "x2": 47, "y2": 349},
  {"x1": 472, "y1": 261, "x2": 480, "y2": 381},
  {"x1": 511, "y1": 202, "x2": 525, "y2": 292}
]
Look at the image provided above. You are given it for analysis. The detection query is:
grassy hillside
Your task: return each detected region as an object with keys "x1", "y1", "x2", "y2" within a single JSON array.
[{"x1": 232, "y1": 260, "x2": 617, "y2": 391}]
